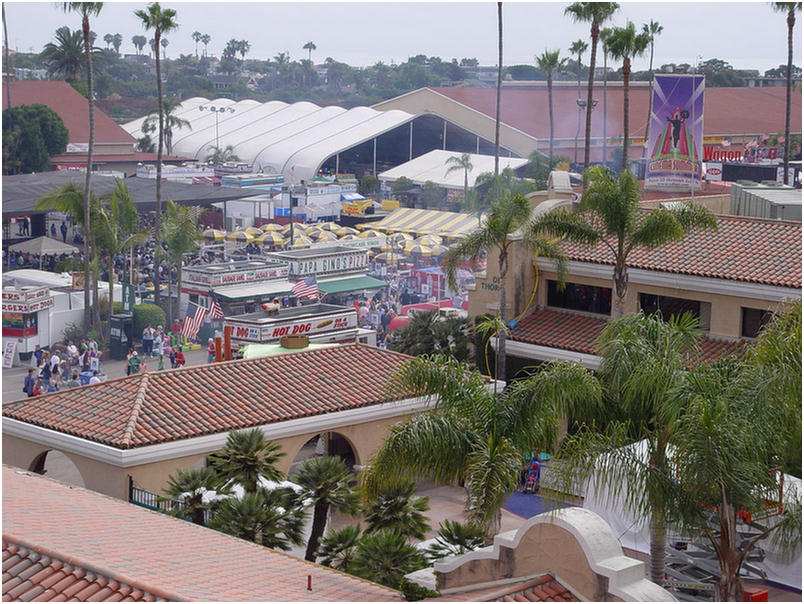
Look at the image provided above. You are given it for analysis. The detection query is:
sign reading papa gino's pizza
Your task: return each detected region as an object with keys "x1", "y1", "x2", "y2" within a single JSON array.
[{"x1": 645, "y1": 75, "x2": 705, "y2": 192}]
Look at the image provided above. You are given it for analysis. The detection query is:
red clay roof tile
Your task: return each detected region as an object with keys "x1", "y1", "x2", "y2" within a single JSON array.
[
  {"x1": 3, "y1": 466, "x2": 403, "y2": 601},
  {"x1": 425, "y1": 574, "x2": 578, "y2": 602},
  {"x1": 3, "y1": 345, "x2": 415, "y2": 449}
]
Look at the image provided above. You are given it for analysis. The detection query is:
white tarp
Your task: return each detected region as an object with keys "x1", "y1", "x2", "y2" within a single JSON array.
[
  {"x1": 8, "y1": 236, "x2": 79, "y2": 256},
  {"x1": 582, "y1": 440, "x2": 802, "y2": 590}
]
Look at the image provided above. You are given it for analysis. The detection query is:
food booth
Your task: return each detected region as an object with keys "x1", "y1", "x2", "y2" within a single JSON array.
[{"x1": 2, "y1": 286, "x2": 55, "y2": 364}]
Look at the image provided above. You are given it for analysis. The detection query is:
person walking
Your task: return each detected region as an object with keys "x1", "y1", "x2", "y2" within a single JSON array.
[
  {"x1": 23, "y1": 369, "x2": 36, "y2": 397},
  {"x1": 50, "y1": 224, "x2": 57, "y2": 238},
  {"x1": 142, "y1": 324, "x2": 155, "y2": 357},
  {"x1": 174, "y1": 349, "x2": 185, "y2": 368},
  {"x1": 60, "y1": 221, "x2": 68, "y2": 242},
  {"x1": 157, "y1": 354, "x2": 166, "y2": 371},
  {"x1": 207, "y1": 338, "x2": 215, "y2": 363}
]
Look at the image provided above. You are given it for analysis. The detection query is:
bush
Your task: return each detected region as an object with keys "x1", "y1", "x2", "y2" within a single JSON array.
[
  {"x1": 60, "y1": 322, "x2": 84, "y2": 346},
  {"x1": 132, "y1": 303, "x2": 166, "y2": 337}
]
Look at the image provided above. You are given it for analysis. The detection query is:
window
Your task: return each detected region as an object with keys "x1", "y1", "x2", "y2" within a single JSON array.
[
  {"x1": 547, "y1": 281, "x2": 611, "y2": 315},
  {"x1": 189, "y1": 293, "x2": 199, "y2": 304},
  {"x1": 741, "y1": 307, "x2": 775, "y2": 338},
  {"x1": 639, "y1": 293, "x2": 710, "y2": 329},
  {"x1": 2, "y1": 312, "x2": 37, "y2": 337}
]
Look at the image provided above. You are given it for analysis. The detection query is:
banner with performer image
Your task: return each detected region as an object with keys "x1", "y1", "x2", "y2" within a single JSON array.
[{"x1": 645, "y1": 75, "x2": 705, "y2": 192}]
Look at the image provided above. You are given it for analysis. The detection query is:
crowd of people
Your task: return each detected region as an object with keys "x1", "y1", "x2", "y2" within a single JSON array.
[{"x1": 22, "y1": 338, "x2": 102, "y2": 396}]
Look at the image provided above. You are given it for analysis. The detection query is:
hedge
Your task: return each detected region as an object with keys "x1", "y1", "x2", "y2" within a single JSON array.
[{"x1": 132, "y1": 303, "x2": 166, "y2": 338}]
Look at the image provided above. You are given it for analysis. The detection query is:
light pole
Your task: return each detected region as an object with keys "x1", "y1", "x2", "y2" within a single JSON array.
[
  {"x1": 575, "y1": 98, "x2": 598, "y2": 170},
  {"x1": 198, "y1": 104, "x2": 235, "y2": 160}
]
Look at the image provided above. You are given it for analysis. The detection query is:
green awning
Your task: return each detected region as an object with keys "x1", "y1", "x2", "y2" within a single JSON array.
[{"x1": 317, "y1": 275, "x2": 387, "y2": 295}]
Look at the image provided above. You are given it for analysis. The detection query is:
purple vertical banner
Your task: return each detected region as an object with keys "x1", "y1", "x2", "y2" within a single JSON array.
[{"x1": 645, "y1": 75, "x2": 705, "y2": 191}]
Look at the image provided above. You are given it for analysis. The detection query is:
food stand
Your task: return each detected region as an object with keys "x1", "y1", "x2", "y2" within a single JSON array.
[{"x1": 2, "y1": 286, "x2": 55, "y2": 364}]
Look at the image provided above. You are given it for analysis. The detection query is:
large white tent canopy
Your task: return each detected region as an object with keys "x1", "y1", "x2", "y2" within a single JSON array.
[{"x1": 377, "y1": 149, "x2": 528, "y2": 188}]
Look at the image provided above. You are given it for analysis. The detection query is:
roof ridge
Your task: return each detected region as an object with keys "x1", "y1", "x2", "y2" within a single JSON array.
[{"x1": 120, "y1": 373, "x2": 150, "y2": 449}]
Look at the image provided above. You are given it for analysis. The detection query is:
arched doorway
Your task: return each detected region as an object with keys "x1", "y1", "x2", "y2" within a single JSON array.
[
  {"x1": 29, "y1": 450, "x2": 85, "y2": 488},
  {"x1": 287, "y1": 431, "x2": 358, "y2": 477}
]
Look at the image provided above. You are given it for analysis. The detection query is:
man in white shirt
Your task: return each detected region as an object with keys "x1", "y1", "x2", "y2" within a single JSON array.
[
  {"x1": 88, "y1": 370, "x2": 101, "y2": 385},
  {"x1": 49, "y1": 352, "x2": 60, "y2": 373},
  {"x1": 66, "y1": 341, "x2": 78, "y2": 364}
]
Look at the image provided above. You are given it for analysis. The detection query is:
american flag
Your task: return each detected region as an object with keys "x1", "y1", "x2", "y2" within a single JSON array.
[
  {"x1": 182, "y1": 303, "x2": 208, "y2": 340},
  {"x1": 209, "y1": 298, "x2": 224, "y2": 319},
  {"x1": 291, "y1": 275, "x2": 320, "y2": 299}
]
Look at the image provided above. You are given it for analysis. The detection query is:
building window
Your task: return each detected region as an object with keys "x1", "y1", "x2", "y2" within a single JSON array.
[
  {"x1": 2, "y1": 312, "x2": 37, "y2": 337},
  {"x1": 639, "y1": 293, "x2": 710, "y2": 329},
  {"x1": 741, "y1": 307, "x2": 775, "y2": 338},
  {"x1": 547, "y1": 280, "x2": 611, "y2": 315},
  {"x1": 189, "y1": 293, "x2": 199, "y2": 304}
]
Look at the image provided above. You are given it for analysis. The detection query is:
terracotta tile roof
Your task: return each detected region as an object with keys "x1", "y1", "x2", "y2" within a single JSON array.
[
  {"x1": 426, "y1": 574, "x2": 578, "y2": 601},
  {"x1": 3, "y1": 540, "x2": 167, "y2": 602},
  {"x1": 510, "y1": 309, "x2": 746, "y2": 363},
  {"x1": 558, "y1": 214, "x2": 802, "y2": 289},
  {"x1": 3, "y1": 344, "x2": 415, "y2": 449},
  {"x1": 2, "y1": 466, "x2": 403, "y2": 601},
  {"x1": 3, "y1": 81, "x2": 136, "y2": 145}
]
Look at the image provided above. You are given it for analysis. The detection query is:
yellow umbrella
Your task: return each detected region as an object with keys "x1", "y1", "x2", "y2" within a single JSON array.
[
  {"x1": 313, "y1": 230, "x2": 338, "y2": 242},
  {"x1": 406, "y1": 244, "x2": 432, "y2": 257},
  {"x1": 335, "y1": 226, "x2": 359, "y2": 236},
  {"x1": 359, "y1": 229, "x2": 383, "y2": 239},
  {"x1": 261, "y1": 223, "x2": 283, "y2": 232},
  {"x1": 255, "y1": 231, "x2": 285, "y2": 246},
  {"x1": 244, "y1": 226, "x2": 263, "y2": 237},
  {"x1": 288, "y1": 233, "x2": 313, "y2": 248},
  {"x1": 390, "y1": 232, "x2": 414, "y2": 245},
  {"x1": 338, "y1": 234, "x2": 361, "y2": 241},
  {"x1": 430, "y1": 244, "x2": 449, "y2": 257},
  {"x1": 226, "y1": 230, "x2": 254, "y2": 242},
  {"x1": 416, "y1": 235, "x2": 443, "y2": 246},
  {"x1": 317, "y1": 221, "x2": 340, "y2": 231},
  {"x1": 374, "y1": 252, "x2": 403, "y2": 264},
  {"x1": 202, "y1": 229, "x2": 225, "y2": 241}
]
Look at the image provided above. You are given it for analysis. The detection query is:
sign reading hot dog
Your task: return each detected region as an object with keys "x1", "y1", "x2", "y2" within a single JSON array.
[{"x1": 225, "y1": 310, "x2": 357, "y2": 342}]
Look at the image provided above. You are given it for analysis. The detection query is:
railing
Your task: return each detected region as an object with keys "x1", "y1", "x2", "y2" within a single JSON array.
[{"x1": 127, "y1": 476, "x2": 211, "y2": 524}]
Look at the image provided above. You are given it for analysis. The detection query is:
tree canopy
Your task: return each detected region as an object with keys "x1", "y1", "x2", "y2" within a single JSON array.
[{"x1": 2, "y1": 104, "x2": 69, "y2": 174}]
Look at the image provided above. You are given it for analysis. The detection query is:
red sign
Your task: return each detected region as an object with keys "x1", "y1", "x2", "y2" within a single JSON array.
[
  {"x1": 1, "y1": 298, "x2": 55, "y2": 313},
  {"x1": 703, "y1": 147, "x2": 743, "y2": 161}
]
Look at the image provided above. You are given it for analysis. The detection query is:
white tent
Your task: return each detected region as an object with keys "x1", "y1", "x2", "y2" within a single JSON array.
[{"x1": 8, "y1": 236, "x2": 79, "y2": 269}]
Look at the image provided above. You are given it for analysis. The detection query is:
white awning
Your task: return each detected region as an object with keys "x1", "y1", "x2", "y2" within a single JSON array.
[{"x1": 213, "y1": 280, "x2": 295, "y2": 302}]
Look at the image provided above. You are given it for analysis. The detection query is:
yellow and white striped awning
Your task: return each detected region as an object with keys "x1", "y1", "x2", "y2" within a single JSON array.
[{"x1": 358, "y1": 208, "x2": 480, "y2": 238}]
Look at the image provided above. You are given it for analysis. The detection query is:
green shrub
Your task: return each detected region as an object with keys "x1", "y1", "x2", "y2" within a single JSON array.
[{"x1": 133, "y1": 303, "x2": 166, "y2": 337}]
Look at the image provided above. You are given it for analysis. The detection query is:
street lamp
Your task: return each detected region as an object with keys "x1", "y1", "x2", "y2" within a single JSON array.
[
  {"x1": 198, "y1": 105, "x2": 235, "y2": 157},
  {"x1": 574, "y1": 98, "x2": 599, "y2": 170}
]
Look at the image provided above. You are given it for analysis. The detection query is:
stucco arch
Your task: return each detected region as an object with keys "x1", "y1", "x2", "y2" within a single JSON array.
[
  {"x1": 29, "y1": 449, "x2": 86, "y2": 488},
  {"x1": 279, "y1": 429, "x2": 362, "y2": 475}
]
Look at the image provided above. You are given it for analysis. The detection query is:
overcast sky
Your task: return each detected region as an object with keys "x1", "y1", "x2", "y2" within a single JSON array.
[{"x1": 4, "y1": 1, "x2": 800, "y2": 73}]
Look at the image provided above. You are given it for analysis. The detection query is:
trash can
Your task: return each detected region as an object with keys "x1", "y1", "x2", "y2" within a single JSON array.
[{"x1": 109, "y1": 313, "x2": 134, "y2": 361}]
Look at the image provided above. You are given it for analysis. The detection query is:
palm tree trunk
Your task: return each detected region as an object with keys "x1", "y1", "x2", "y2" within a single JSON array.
[
  {"x1": 783, "y1": 11, "x2": 794, "y2": 185},
  {"x1": 584, "y1": 24, "x2": 599, "y2": 183},
  {"x1": 82, "y1": 14, "x2": 94, "y2": 332},
  {"x1": 485, "y1": 508, "x2": 502, "y2": 544},
  {"x1": 497, "y1": 249, "x2": 508, "y2": 384},
  {"x1": 3, "y1": 5, "x2": 11, "y2": 109},
  {"x1": 153, "y1": 29, "x2": 164, "y2": 308},
  {"x1": 494, "y1": 1, "x2": 503, "y2": 194},
  {"x1": 305, "y1": 500, "x2": 330, "y2": 562},
  {"x1": 621, "y1": 59, "x2": 630, "y2": 172},
  {"x1": 649, "y1": 508, "x2": 666, "y2": 587},
  {"x1": 612, "y1": 261, "x2": 627, "y2": 318},
  {"x1": 643, "y1": 42, "x2": 654, "y2": 159},
  {"x1": 547, "y1": 73, "x2": 554, "y2": 166},
  {"x1": 603, "y1": 48, "x2": 608, "y2": 166},
  {"x1": 716, "y1": 502, "x2": 743, "y2": 601},
  {"x1": 107, "y1": 255, "x2": 114, "y2": 345}
]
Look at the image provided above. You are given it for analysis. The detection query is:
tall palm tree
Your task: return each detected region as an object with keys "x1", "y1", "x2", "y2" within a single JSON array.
[
  {"x1": 363, "y1": 482, "x2": 431, "y2": 541},
  {"x1": 160, "y1": 199, "x2": 200, "y2": 329},
  {"x1": 162, "y1": 467, "x2": 226, "y2": 526},
  {"x1": 535, "y1": 49, "x2": 568, "y2": 167},
  {"x1": 96, "y1": 179, "x2": 148, "y2": 343},
  {"x1": 200, "y1": 33, "x2": 210, "y2": 57},
  {"x1": 111, "y1": 33, "x2": 122, "y2": 54},
  {"x1": 142, "y1": 99, "x2": 191, "y2": 156},
  {"x1": 565, "y1": 2, "x2": 620, "y2": 180},
  {"x1": 493, "y1": 2, "x2": 503, "y2": 190},
  {"x1": 191, "y1": 30, "x2": 201, "y2": 57},
  {"x1": 641, "y1": 20, "x2": 663, "y2": 154},
  {"x1": 363, "y1": 354, "x2": 598, "y2": 540},
  {"x1": 102, "y1": 32, "x2": 112, "y2": 49},
  {"x1": 39, "y1": 26, "x2": 85, "y2": 81},
  {"x1": 303, "y1": 40, "x2": 316, "y2": 62},
  {"x1": 600, "y1": 28, "x2": 612, "y2": 165},
  {"x1": 444, "y1": 152, "x2": 474, "y2": 206},
  {"x1": 208, "y1": 428, "x2": 285, "y2": 494},
  {"x1": 294, "y1": 455, "x2": 358, "y2": 562},
  {"x1": 531, "y1": 166, "x2": 717, "y2": 318},
  {"x1": 3, "y1": 4, "x2": 11, "y2": 109},
  {"x1": 135, "y1": 2, "x2": 178, "y2": 310},
  {"x1": 568, "y1": 39, "x2": 588, "y2": 166},
  {"x1": 605, "y1": 22, "x2": 650, "y2": 171},
  {"x1": 131, "y1": 34, "x2": 146, "y2": 55},
  {"x1": 771, "y1": 3, "x2": 802, "y2": 185},
  {"x1": 160, "y1": 36, "x2": 169, "y2": 58},
  {"x1": 442, "y1": 192, "x2": 567, "y2": 383},
  {"x1": 205, "y1": 144, "x2": 239, "y2": 164}
]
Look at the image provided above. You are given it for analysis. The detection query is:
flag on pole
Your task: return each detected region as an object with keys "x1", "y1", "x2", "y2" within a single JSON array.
[
  {"x1": 209, "y1": 298, "x2": 224, "y2": 319},
  {"x1": 291, "y1": 275, "x2": 319, "y2": 300},
  {"x1": 182, "y1": 303, "x2": 208, "y2": 341}
]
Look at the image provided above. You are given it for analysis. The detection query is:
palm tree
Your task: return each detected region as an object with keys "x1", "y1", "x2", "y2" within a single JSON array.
[
  {"x1": 96, "y1": 179, "x2": 148, "y2": 343},
  {"x1": 160, "y1": 36, "x2": 169, "y2": 58},
  {"x1": 389, "y1": 309, "x2": 470, "y2": 361},
  {"x1": 425, "y1": 520, "x2": 485, "y2": 562},
  {"x1": 363, "y1": 482, "x2": 430, "y2": 541},
  {"x1": 162, "y1": 467, "x2": 225, "y2": 526},
  {"x1": 493, "y1": 2, "x2": 503, "y2": 188},
  {"x1": 531, "y1": 166, "x2": 717, "y2": 318},
  {"x1": 303, "y1": 40, "x2": 316, "y2": 62},
  {"x1": 641, "y1": 20, "x2": 663, "y2": 153},
  {"x1": 554, "y1": 311, "x2": 701, "y2": 587},
  {"x1": 205, "y1": 144, "x2": 240, "y2": 164},
  {"x1": 444, "y1": 152, "x2": 474, "y2": 207},
  {"x1": 565, "y1": 2, "x2": 620, "y2": 180},
  {"x1": 142, "y1": 99, "x2": 191, "y2": 156},
  {"x1": 671, "y1": 351, "x2": 802, "y2": 601},
  {"x1": 102, "y1": 33, "x2": 112, "y2": 49},
  {"x1": 160, "y1": 199, "x2": 200, "y2": 329},
  {"x1": 605, "y1": 21, "x2": 650, "y2": 171},
  {"x1": 442, "y1": 192, "x2": 567, "y2": 383},
  {"x1": 349, "y1": 529, "x2": 427, "y2": 589},
  {"x1": 208, "y1": 428, "x2": 285, "y2": 494},
  {"x1": 131, "y1": 34, "x2": 146, "y2": 55},
  {"x1": 362, "y1": 354, "x2": 598, "y2": 540},
  {"x1": 568, "y1": 39, "x2": 588, "y2": 166},
  {"x1": 535, "y1": 49, "x2": 568, "y2": 167},
  {"x1": 200, "y1": 33, "x2": 210, "y2": 57},
  {"x1": 3, "y1": 4, "x2": 10, "y2": 109},
  {"x1": 317, "y1": 525, "x2": 361, "y2": 570},
  {"x1": 135, "y1": 3, "x2": 178, "y2": 310},
  {"x1": 600, "y1": 28, "x2": 612, "y2": 165},
  {"x1": 771, "y1": 3, "x2": 802, "y2": 185},
  {"x1": 294, "y1": 455, "x2": 358, "y2": 562},
  {"x1": 237, "y1": 39, "x2": 250, "y2": 61},
  {"x1": 39, "y1": 26, "x2": 84, "y2": 81},
  {"x1": 111, "y1": 33, "x2": 122, "y2": 54},
  {"x1": 191, "y1": 30, "x2": 201, "y2": 57}
]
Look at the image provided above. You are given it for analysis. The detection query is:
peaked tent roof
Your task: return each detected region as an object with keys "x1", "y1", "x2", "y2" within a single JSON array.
[
  {"x1": 3, "y1": 344, "x2": 416, "y2": 449},
  {"x1": 8, "y1": 236, "x2": 79, "y2": 255},
  {"x1": 378, "y1": 149, "x2": 528, "y2": 188},
  {"x1": 359, "y1": 207, "x2": 481, "y2": 238}
]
